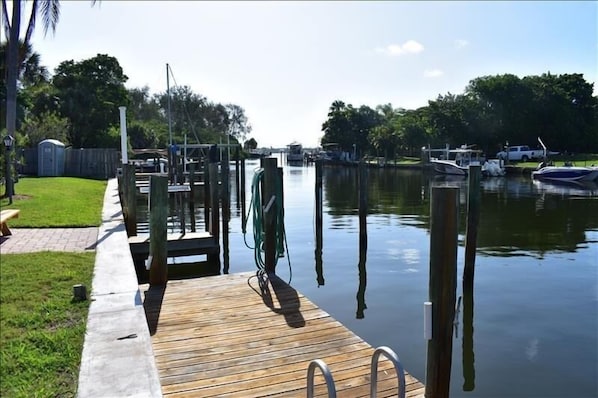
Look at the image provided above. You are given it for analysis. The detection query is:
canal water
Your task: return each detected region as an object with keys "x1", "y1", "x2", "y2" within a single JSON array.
[{"x1": 142, "y1": 156, "x2": 598, "y2": 397}]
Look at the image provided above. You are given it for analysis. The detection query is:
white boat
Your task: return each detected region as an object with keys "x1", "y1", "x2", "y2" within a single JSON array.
[
  {"x1": 531, "y1": 165, "x2": 598, "y2": 182},
  {"x1": 430, "y1": 145, "x2": 505, "y2": 176},
  {"x1": 286, "y1": 142, "x2": 304, "y2": 162}
]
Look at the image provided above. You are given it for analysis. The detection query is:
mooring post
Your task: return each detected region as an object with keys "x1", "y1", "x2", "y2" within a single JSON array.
[
  {"x1": 204, "y1": 157, "x2": 211, "y2": 232},
  {"x1": 241, "y1": 158, "x2": 247, "y2": 231},
  {"x1": 462, "y1": 165, "x2": 480, "y2": 391},
  {"x1": 188, "y1": 163, "x2": 196, "y2": 232},
  {"x1": 357, "y1": 160, "x2": 368, "y2": 319},
  {"x1": 315, "y1": 159, "x2": 324, "y2": 286},
  {"x1": 261, "y1": 157, "x2": 279, "y2": 274},
  {"x1": 222, "y1": 150, "x2": 231, "y2": 274},
  {"x1": 123, "y1": 164, "x2": 137, "y2": 237},
  {"x1": 149, "y1": 175, "x2": 168, "y2": 286},
  {"x1": 463, "y1": 165, "x2": 481, "y2": 289},
  {"x1": 208, "y1": 146, "x2": 220, "y2": 269},
  {"x1": 426, "y1": 187, "x2": 459, "y2": 398},
  {"x1": 235, "y1": 147, "x2": 241, "y2": 210}
]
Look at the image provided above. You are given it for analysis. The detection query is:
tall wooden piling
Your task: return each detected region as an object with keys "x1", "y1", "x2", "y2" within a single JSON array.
[
  {"x1": 123, "y1": 164, "x2": 137, "y2": 236},
  {"x1": 222, "y1": 150, "x2": 231, "y2": 274},
  {"x1": 462, "y1": 165, "x2": 480, "y2": 391},
  {"x1": 426, "y1": 187, "x2": 459, "y2": 398},
  {"x1": 463, "y1": 165, "x2": 481, "y2": 289},
  {"x1": 188, "y1": 163, "x2": 196, "y2": 232},
  {"x1": 204, "y1": 158, "x2": 211, "y2": 232},
  {"x1": 208, "y1": 155, "x2": 220, "y2": 269},
  {"x1": 261, "y1": 157, "x2": 279, "y2": 274},
  {"x1": 315, "y1": 160, "x2": 324, "y2": 286},
  {"x1": 235, "y1": 147, "x2": 240, "y2": 209},
  {"x1": 357, "y1": 160, "x2": 368, "y2": 319},
  {"x1": 241, "y1": 158, "x2": 247, "y2": 232},
  {"x1": 149, "y1": 175, "x2": 168, "y2": 286}
]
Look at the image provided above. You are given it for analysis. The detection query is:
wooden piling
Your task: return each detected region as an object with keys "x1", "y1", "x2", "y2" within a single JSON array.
[
  {"x1": 357, "y1": 160, "x2": 368, "y2": 319},
  {"x1": 149, "y1": 175, "x2": 168, "y2": 286},
  {"x1": 222, "y1": 150, "x2": 231, "y2": 274},
  {"x1": 261, "y1": 157, "x2": 279, "y2": 274},
  {"x1": 315, "y1": 160, "x2": 324, "y2": 286},
  {"x1": 204, "y1": 158, "x2": 211, "y2": 232},
  {"x1": 188, "y1": 163, "x2": 196, "y2": 232},
  {"x1": 463, "y1": 165, "x2": 481, "y2": 289},
  {"x1": 241, "y1": 158, "x2": 247, "y2": 232},
  {"x1": 235, "y1": 147, "x2": 240, "y2": 209},
  {"x1": 123, "y1": 164, "x2": 137, "y2": 236},
  {"x1": 426, "y1": 187, "x2": 459, "y2": 398},
  {"x1": 208, "y1": 161, "x2": 220, "y2": 269}
]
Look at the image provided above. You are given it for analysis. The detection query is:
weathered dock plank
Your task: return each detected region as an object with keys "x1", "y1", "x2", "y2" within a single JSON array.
[{"x1": 140, "y1": 271, "x2": 425, "y2": 397}]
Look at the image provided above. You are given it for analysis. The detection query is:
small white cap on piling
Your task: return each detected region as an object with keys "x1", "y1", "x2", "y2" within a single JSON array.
[{"x1": 424, "y1": 301, "x2": 432, "y2": 340}]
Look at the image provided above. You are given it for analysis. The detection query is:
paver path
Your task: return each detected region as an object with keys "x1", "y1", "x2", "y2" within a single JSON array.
[{"x1": 0, "y1": 227, "x2": 98, "y2": 254}]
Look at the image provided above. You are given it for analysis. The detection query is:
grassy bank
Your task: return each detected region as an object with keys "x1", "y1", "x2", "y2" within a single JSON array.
[
  {"x1": 0, "y1": 252, "x2": 95, "y2": 397},
  {"x1": 0, "y1": 177, "x2": 106, "y2": 227}
]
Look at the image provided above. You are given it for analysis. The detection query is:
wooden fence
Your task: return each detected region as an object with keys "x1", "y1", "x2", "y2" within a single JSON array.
[{"x1": 20, "y1": 147, "x2": 119, "y2": 180}]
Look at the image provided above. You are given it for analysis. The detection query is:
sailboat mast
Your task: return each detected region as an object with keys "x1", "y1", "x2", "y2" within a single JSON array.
[{"x1": 167, "y1": 63, "x2": 173, "y2": 147}]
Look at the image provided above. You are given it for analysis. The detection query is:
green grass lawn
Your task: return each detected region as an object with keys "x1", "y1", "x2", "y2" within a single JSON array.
[
  {"x1": 0, "y1": 177, "x2": 106, "y2": 397},
  {"x1": 0, "y1": 177, "x2": 106, "y2": 227},
  {"x1": 0, "y1": 252, "x2": 95, "y2": 398}
]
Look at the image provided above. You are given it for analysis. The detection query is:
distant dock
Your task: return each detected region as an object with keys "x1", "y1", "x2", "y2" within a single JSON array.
[{"x1": 140, "y1": 272, "x2": 425, "y2": 397}]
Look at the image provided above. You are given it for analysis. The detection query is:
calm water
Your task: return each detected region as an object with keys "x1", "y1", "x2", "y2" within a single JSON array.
[{"x1": 142, "y1": 156, "x2": 598, "y2": 397}]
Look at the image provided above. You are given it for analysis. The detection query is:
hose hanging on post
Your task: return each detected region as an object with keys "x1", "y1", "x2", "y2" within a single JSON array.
[{"x1": 242, "y1": 167, "x2": 291, "y2": 280}]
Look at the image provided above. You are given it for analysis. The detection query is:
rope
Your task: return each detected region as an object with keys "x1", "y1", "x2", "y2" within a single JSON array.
[{"x1": 242, "y1": 167, "x2": 292, "y2": 281}]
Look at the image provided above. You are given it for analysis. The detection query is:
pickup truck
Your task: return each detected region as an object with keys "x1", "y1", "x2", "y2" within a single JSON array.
[{"x1": 496, "y1": 145, "x2": 545, "y2": 162}]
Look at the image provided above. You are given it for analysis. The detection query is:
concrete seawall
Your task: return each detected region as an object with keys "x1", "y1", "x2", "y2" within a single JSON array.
[{"x1": 77, "y1": 178, "x2": 162, "y2": 397}]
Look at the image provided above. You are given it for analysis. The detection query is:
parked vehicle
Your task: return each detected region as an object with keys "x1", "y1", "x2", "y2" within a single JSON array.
[{"x1": 496, "y1": 145, "x2": 544, "y2": 162}]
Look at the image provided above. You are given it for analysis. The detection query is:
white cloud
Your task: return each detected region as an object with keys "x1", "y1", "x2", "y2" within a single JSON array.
[
  {"x1": 454, "y1": 39, "x2": 469, "y2": 49},
  {"x1": 376, "y1": 40, "x2": 424, "y2": 56},
  {"x1": 424, "y1": 69, "x2": 444, "y2": 78}
]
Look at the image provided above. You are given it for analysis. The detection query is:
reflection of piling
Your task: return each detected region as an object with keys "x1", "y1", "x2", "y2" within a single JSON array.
[
  {"x1": 149, "y1": 175, "x2": 168, "y2": 286},
  {"x1": 222, "y1": 150, "x2": 230, "y2": 274},
  {"x1": 188, "y1": 163, "x2": 196, "y2": 232},
  {"x1": 462, "y1": 165, "x2": 480, "y2": 392},
  {"x1": 315, "y1": 160, "x2": 324, "y2": 286},
  {"x1": 122, "y1": 164, "x2": 137, "y2": 236},
  {"x1": 357, "y1": 161, "x2": 368, "y2": 319},
  {"x1": 426, "y1": 187, "x2": 458, "y2": 398},
  {"x1": 261, "y1": 157, "x2": 279, "y2": 274}
]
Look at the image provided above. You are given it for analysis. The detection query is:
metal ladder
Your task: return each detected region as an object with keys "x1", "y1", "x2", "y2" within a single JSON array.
[{"x1": 306, "y1": 346, "x2": 406, "y2": 398}]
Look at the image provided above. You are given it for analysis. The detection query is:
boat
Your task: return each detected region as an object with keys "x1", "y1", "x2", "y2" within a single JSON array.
[
  {"x1": 531, "y1": 165, "x2": 598, "y2": 182},
  {"x1": 429, "y1": 145, "x2": 505, "y2": 176},
  {"x1": 532, "y1": 179, "x2": 598, "y2": 197},
  {"x1": 286, "y1": 142, "x2": 304, "y2": 162}
]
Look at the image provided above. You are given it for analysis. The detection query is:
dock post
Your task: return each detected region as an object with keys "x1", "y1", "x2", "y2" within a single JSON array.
[
  {"x1": 208, "y1": 146, "x2": 220, "y2": 270},
  {"x1": 235, "y1": 147, "x2": 240, "y2": 210},
  {"x1": 123, "y1": 164, "x2": 137, "y2": 237},
  {"x1": 261, "y1": 157, "x2": 279, "y2": 274},
  {"x1": 149, "y1": 175, "x2": 168, "y2": 286},
  {"x1": 204, "y1": 158, "x2": 211, "y2": 232},
  {"x1": 426, "y1": 187, "x2": 458, "y2": 398},
  {"x1": 463, "y1": 165, "x2": 481, "y2": 289},
  {"x1": 222, "y1": 150, "x2": 231, "y2": 274},
  {"x1": 463, "y1": 165, "x2": 480, "y2": 391},
  {"x1": 357, "y1": 160, "x2": 368, "y2": 319},
  {"x1": 315, "y1": 160, "x2": 324, "y2": 286},
  {"x1": 188, "y1": 163, "x2": 196, "y2": 232},
  {"x1": 241, "y1": 158, "x2": 247, "y2": 232}
]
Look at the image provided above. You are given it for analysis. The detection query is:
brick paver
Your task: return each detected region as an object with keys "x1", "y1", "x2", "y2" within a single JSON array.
[{"x1": 0, "y1": 227, "x2": 98, "y2": 254}]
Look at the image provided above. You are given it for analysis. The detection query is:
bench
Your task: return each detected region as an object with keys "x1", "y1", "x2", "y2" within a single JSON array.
[{"x1": 0, "y1": 209, "x2": 20, "y2": 236}]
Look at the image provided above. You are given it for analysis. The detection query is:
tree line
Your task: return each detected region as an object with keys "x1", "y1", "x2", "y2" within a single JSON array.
[
  {"x1": 0, "y1": 46, "x2": 252, "y2": 151},
  {"x1": 321, "y1": 73, "x2": 598, "y2": 158}
]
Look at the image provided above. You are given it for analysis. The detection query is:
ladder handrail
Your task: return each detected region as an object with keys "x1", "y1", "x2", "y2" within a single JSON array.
[
  {"x1": 306, "y1": 359, "x2": 337, "y2": 398},
  {"x1": 370, "y1": 346, "x2": 406, "y2": 398}
]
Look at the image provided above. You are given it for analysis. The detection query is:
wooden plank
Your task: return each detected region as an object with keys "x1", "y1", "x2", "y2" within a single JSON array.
[
  {"x1": 129, "y1": 232, "x2": 218, "y2": 257},
  {"x1": 141, "y1": 272, "x2": 425, "y2": 397}
]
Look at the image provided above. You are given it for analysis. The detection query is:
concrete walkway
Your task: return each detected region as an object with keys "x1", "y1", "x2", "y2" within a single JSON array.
[{"x1": 0, "y1": 227, "x2": 98, "y2": 253}]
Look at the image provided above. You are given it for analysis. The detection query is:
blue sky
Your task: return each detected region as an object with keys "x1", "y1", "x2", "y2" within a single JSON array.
[{"x1": 20, "y1": 1, "x2": 598, "y2": 148}]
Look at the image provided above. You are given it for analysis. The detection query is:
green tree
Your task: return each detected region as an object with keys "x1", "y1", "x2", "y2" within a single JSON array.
[
  {"x1": 244, "y1": 137, "x2": 258, "y2": 150},
  {"x1": 19, "y1": 111, "x2": 69, "y2": 147},
  {"x1": 52, "y1": 54, "x2": 129, "y2": 147}
]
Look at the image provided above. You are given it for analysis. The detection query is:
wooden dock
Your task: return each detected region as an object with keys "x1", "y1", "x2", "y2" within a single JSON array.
[{"x1": 140, "y1": 272, "x2": 425, "y2": 397}]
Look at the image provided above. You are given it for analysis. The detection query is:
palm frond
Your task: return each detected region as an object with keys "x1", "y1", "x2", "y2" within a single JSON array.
[{"x1": 40, "y1": 0, "x2": 61, "y2": 36}]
